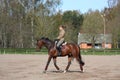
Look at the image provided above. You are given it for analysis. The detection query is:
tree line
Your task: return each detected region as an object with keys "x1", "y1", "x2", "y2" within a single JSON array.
[
  {"x1": 0, "y1": 0, "x2": 120, "y2": 48},
  {"x1": 81, "y1": 0, "x2": 120, "y2": 48}
]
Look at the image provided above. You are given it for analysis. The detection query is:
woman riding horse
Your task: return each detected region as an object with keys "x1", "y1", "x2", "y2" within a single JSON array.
[
  {"x1": 56, "y1": 25, "x2": 66, "y2": 56},
  {"x1": 36, "y1": 37, "x2": 85, "y2": 73}
]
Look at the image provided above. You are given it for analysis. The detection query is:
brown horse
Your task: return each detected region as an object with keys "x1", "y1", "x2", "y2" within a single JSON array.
[{"x1": 36, "y1": 37, "x2": 85, "y2": 73}]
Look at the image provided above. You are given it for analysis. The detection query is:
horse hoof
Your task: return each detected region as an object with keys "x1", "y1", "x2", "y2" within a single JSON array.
[
  {"x1": 81, "y1": 70, "x2": 84, "y2": 73},
  {"x1": 58, "y1": 70, "x2": 62, "y2": 72},
  {"x1": 43, "y1": 71, "x2": 46, "y2": 73},
  {"x1": 63, "y1": 70, "x2": 67, "y2": 73}
]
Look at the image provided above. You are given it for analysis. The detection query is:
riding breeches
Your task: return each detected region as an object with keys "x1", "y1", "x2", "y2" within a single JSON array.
[{"x1": 57, "y1": 38, "x2": 64, "y2": 47}]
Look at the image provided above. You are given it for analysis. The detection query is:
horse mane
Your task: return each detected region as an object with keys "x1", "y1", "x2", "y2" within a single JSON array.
[{"x1": 40, "y1": 37, "x2": 53, "y2": 43}]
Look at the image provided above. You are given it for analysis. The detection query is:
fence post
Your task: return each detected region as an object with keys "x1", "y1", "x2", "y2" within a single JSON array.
[
  {"x1": 4, "y1": 50, "x2": 5, "y2": 54},
  {"x1": 104, "y1": 49, "x2": 105, "y2": 54}
]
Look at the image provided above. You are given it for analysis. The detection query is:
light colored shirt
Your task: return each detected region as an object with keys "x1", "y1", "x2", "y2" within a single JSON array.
[{"x1": 57, "y1": 29, "x2": 65, "y2": 40}]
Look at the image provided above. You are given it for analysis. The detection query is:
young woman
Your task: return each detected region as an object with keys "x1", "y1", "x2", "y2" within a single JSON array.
[{"x1": 56, "y1": 25, "x2": 66, "y2": 56}]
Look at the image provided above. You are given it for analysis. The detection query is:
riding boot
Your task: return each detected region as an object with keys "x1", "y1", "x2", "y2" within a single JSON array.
[{"x1": 57, "y1": 47, "x2": 61, "y2": 56}]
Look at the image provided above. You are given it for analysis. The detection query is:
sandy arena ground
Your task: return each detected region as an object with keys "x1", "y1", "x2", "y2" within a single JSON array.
[{"x1": 0, "y1": 54, "x2": 120, "y2": 80}]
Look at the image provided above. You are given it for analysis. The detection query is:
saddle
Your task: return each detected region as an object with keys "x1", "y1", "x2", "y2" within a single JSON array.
[
  {"x1": 55, "y1": 39, "x2": 67, "y2": 56},
  {"x1": 55, "y1": 39, "x2": 67, "y2": 48}
]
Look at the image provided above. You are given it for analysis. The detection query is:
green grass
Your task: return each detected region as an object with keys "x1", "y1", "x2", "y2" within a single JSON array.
[
  {"x1": 0, "y1": 48, "x2": 48, "y2": 54},
  {"x1": 81, "y1": 49, "x2": 120, "y2": 55},
  {"x1": 0, "y1": 48, "x2": 120, "y2": 55}
]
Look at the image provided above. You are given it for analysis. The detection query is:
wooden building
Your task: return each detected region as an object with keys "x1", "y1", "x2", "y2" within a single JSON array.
[{"x1": 78, "y1": 33, "x2": 112, "y2": 49}]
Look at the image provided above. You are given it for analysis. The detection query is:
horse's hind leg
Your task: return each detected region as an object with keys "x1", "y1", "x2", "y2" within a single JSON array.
[
  {"x1": 80, "y1": 63, "x2": 83, "y2": 72},
  {"x1": 76, "y1": 57, "x2": 83, "y2": 72},
  {"x1": 53, "y1": 57, "x2": 60, "y2": 71},
  {"x1": 64, "y1": 56, "x2": 72, "y2": 73}
]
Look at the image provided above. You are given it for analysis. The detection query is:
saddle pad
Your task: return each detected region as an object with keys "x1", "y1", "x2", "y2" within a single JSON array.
[{"x1": 62, "y1": 42, "x2": 67, "y2": 45}]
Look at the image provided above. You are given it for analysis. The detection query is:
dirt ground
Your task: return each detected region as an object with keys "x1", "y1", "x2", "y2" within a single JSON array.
[{"x1": 0, "y1": 54, "x2": 120, "y2": 80}]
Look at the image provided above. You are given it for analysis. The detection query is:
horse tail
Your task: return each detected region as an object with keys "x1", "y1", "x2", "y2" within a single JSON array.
[{"x1": 78, "y1": 46, "x2": 85, "y2": 66}]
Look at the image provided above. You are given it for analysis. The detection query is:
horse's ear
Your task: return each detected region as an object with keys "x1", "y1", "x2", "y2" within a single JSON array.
[
  {"x1": 35, "y1": 37, "x2": 39, "y2": 42},
  {"x1": 37, "y1": 39, "x2": 39, "y2": 42}
]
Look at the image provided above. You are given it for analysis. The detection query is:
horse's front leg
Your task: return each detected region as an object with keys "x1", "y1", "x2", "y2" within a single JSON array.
[
  {"x1": 53, "y1": 57, "x2": 60, "y2": 71},
  {"x1": 43, "y1": 55, "x2": 52, "y2": 73},
  {"x1": 64, "y1": 56, "x2": 72, "y2": 73}
]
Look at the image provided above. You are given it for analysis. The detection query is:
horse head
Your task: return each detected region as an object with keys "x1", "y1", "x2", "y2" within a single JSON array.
[
  {"x1": 36, "y1": 37, "x2": 46, "y2": 50},
  {"x1": 36, "y1": 37, "x2": 53, "y2": 51}
]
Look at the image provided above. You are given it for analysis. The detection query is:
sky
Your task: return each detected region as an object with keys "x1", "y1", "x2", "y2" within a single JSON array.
[{"x1": 61, "y1": 0, "x2": 108, "y2": 13}]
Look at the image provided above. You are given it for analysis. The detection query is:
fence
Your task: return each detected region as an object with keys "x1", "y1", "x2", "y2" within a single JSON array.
[
  {"x1": 0, "y1": 48, "x2": 120, "y2": 55},
  {"x1": 81, "y1": 49, "x2": 120, "y2": 55},
  {"x1": 0, "y1": 48, "x2": 47, "y2": 54}
]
